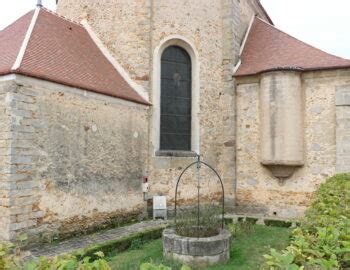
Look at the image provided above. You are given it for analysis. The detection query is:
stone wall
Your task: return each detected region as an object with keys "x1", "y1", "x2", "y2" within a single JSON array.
[
  {"x1": 335, "y1": 84, "x2": 350, "y2": 172},
  {"x1": 148, "y1": 0, "x2": 232, "y2": 207},
  {"x1": 0, "y1": 80, "x2": 14, "y2": 241},
  {"x1": 147, "y1": 0, "x2": 268, "y2": 207},
  {"x1": 0, "y1": 0, "x2": 271, "y2": 241},
  {"x1": 235, "y1": 69, "x2": 350, "y2": 218},
  {"x1": 0, "y1": 78, "x2": 40, "y2": 241},
  {"x1": 57, "y1": 0, "x2": 267, "y2": 211},
  {"x1": 57, "y1": 0, "x2": 152, "y2": 90},
  {"x1": 0, "y1": 76, "x2": 149, "y2": 241}
]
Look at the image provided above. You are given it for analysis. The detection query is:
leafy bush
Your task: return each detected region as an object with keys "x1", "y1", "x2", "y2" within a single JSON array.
[
  {"x1": 264, "y1": 174, "x2": 350, "y2": 269},
  {"x1": 0, "y1": 241, "x2": 111, "y2": 270},
  {"x1": 0, "y1": 242, "x2": 22, "y2": 270},
  {"x1": 263, "y1": 248, "x2": 301, "y2": 270},
  {"x1": 264, "y1": 220, "x2": 293, "y2": 228},
  {"x1": 25, "y1": 253, "x2": 111, "y2": 270},
  {"x1": 140, "y1": 262, "x2": 191, "y2": 270}
]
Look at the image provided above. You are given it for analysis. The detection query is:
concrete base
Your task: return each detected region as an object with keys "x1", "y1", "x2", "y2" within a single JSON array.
[{"x1": 163, "y1": 228, "x2": 231, "y2": 268}]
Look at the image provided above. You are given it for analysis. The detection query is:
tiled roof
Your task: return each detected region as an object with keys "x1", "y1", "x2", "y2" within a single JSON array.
[
  {"x1": 0, "y1": 8, "x2": 149, "y2": 105},
  {"x1": 235, "y1": 17, "x2": 350, "y2": 77},
  {"x1": 0, "y1": 11, "x2": 34, "y2": 76}
]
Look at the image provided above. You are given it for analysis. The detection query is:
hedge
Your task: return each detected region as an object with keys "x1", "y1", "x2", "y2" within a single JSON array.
[{"x1": 264, "y1": 174, "x2": 350, "y2": 269}]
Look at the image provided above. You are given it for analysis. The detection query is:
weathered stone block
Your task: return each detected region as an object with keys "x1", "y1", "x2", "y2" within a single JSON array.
[
  {"x1": 9, "y1": 156, "x2": 32, "y2": 165},
  {"x1": 11, "y1": 109, "x2": 32, "y2": 118},
  {"x1": 9, "y1": 220, "x2": 36, "y2": 231},
  {"x1": 336, "y1": 85, "x2": 350, "y2": 106},
  {"x1": 5, "y1": 173, "x2": 32, "y2": 182},
  {"x1": 16, "y1": 181, "x2": 39, "y2": 190},
  {"x1": 5, "y1": 92, "x2": 35, "y2": 104}
]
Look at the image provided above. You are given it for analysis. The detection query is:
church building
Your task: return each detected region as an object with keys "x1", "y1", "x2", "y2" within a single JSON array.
[{"x1": 0, "y1": 0, "x2": 350, "y2": 242}]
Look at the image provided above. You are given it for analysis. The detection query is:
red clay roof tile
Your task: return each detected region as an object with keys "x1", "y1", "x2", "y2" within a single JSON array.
[
  {"x1": 235, "y1": 17, "x2": 350, "y2": 77},
  {"x1": 0, "y1": 8, "x2": 149, "y2": 105},
  {"x1": 0, "y1": 11, "x2": 34, "y2": 76}
]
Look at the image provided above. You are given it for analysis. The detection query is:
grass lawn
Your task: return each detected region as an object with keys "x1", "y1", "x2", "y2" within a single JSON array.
[{"x1": 107, "y1": 224, "x2": 292, "y2": 270}]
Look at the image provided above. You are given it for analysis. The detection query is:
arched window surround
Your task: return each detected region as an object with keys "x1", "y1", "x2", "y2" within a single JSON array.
[{"x1": 152, "y1": 35, "x2": 200, "y2": 156}]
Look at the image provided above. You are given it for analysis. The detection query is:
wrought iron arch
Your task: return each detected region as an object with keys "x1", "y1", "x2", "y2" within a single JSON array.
[{"x1": 174, "y1": 155, "x2": 225, "y2": 230}]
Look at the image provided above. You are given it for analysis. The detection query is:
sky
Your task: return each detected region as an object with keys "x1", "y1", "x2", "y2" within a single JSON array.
[
  {"x1": 0, "y1": 1, "x2": 56, "y2": 29},
  {"x1": 0, "y1": 0, "x2": 349, "y2": 59},
  {"x1": 261, "y1": 0, "x2": 350, "y2": 59}
]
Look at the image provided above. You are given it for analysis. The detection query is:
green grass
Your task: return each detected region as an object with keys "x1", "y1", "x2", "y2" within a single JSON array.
[{"x1": 107, "y1": 224, "x2": 292, "y2": 270}]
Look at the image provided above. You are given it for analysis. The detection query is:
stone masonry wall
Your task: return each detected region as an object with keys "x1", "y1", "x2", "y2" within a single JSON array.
[
  {"x1": 57, "y1": 0, "x2": 266, "y2": 211},
  {"x1": 0, "y1": 76, "x2": 149, "y2": 241},
  {"x1": 236, "y1": 69, "x2": 350, "y2": 218},
  {"x1": 57, "y1": 0, "x2": 152, "y2": 91},
  {"x1": 148, "y1": 0, "x2": 232, "y2": 207},
  {"x1": 0, "y1": 79, "x2": 40, "y2": 241},
  {"x1": 33, "y1": 78, "x2": 148, "y2": 240},
  {"x1": 0, "y1": 80, "x2": 15, "y2": 241},
  {"x1": 335, "y1": 84, "x2": 350, "y2": 172}
]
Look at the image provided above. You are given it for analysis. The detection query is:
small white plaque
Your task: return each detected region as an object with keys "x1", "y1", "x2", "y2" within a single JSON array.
[{"x1": 153, "y1": 196, "x2": 167, "y2": 210}]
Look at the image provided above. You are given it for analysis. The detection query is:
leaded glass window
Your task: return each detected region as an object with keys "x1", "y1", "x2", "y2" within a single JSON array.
[{"x1": 160, "y1": 46, "x2": 192, "y2": 151}]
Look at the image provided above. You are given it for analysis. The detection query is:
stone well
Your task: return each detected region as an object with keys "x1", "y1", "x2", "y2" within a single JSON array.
[{"x1": 163, "y1": 228, "x2": 231, "y2": 267}]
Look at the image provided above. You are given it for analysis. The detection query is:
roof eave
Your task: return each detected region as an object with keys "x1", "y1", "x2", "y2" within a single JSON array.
[
  {"x1": 234, "y1": 65, "x2": 350, "y2": 78},
  {"x1": 4, "y1": 70, "x2": 152, "y2": 106}
]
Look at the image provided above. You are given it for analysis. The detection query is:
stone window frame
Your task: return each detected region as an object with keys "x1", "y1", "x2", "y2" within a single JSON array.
[{"x1": 152, "y1": 35, "x2": 200, "y2": 157}]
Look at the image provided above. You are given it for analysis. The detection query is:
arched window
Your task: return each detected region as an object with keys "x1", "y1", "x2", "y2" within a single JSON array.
[{"x1": 160, "y1": 46, "x2": 192, "y2": 151}]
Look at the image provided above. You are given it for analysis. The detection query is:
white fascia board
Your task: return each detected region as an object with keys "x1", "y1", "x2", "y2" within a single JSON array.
[
  {"x1": 232, "y1": 59, "x2": 242, "y2": 75},
  {"x1": 239, "y1": 15, "x2": 255, "y2": 56},
  {"x1": 12, "y1": 8, "x2": 40, "y2": 71}
]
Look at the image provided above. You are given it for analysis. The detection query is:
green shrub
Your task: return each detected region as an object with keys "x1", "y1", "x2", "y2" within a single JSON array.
[
  {"x1": 140, "y1": 262, "x2": 172, "y2": 270},
  {"x1": 24, "y1": 252, "x2": 111, "y2": 270},
  {"x1": 0, "y1": 242, "x2": 22, "y2": 270},
  {"x1": 264, "y1": 174, "x2": 350, "y2": 269},
  {"x1": 0, "y1": 241, "x2": 111, "y2": 270},
  {"x1": 263, "y1": 248, "x2": 302, "y2": 270},
  {"x1": 140, "y1": 262, "x2": 191, "y2": 270},
  {"x1": 264, "y1": 220, "x2": 293, "y2": 228}
]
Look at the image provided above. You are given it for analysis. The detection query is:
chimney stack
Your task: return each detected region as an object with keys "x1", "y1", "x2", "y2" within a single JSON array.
[{"x1": 37, "y1": 0, "x2": 43, "y2": 7}]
